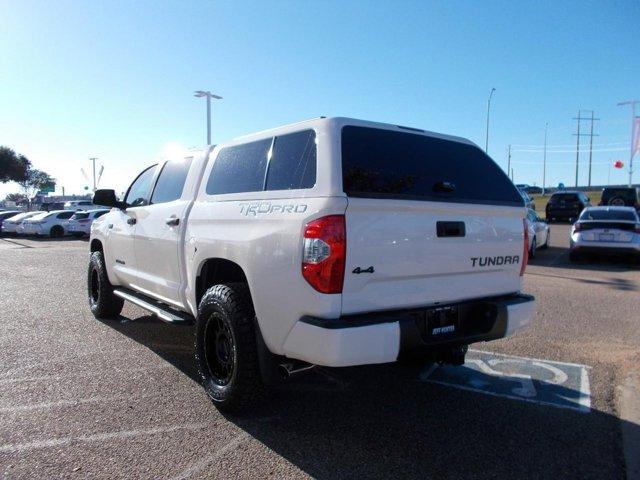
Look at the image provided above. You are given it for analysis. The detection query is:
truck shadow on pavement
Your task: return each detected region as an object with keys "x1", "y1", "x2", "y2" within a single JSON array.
[
  {"x1": 530, "y1": 246, "x2": 640, "y2": 273},
  {"x1": 102, "y1": 314, "x2": 634, "y2": 480}
]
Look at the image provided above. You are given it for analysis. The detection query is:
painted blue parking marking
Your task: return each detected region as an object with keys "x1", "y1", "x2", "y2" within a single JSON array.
[{"x1": 421, "y1": 350, "x2": 591, "y2": 413}]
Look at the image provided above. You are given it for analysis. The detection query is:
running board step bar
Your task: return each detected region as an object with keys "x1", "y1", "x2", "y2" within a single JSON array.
[{"x1": 113, "y1": 288, "x2": 194, "y2": 325}]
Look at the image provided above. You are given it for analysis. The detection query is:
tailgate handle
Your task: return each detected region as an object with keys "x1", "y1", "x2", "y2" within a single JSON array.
[{"x1": 437, "y1": 221, "x2": 466, "y2": 237}]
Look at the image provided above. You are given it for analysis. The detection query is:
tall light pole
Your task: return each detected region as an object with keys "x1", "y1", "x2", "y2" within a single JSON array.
[
  {"x1": 485, "y1": 87, "x2": 496, "y2": 154},
  {"x1": 542, "y1": 123, "x2": 548, "y2": 196},
  {"x1": 617, "y1": 100, "x2": 639, "y2": 187},
  {"x1": 194, "y1": 90, "x2": 222, "y2": 145},
  {"x1": 89, "y1": 157, "x2": 98, "y2": 192}
]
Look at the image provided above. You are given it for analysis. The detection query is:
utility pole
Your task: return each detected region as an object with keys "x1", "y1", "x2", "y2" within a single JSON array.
[
  {"x1": 574, "y1": 111, "x2": 581, "y2": 187},
  {"x1": 485, "y1": 88, "x2": 496, "y2": 154},
  {"x1": 587, "y1": 111, "x2": 600, "y2": 187},
  {"x1": 507, "y1": 145, "x2": 511, "y2": 179},
  {"x1": 617, "y1": 100, "x2": 639, "y2": 187},
  {"x1": 572, "y1": 110, "x2": 598, "y2": 188},
  {"x1": 194, "y1": 90, "x2": 222, "y2": 145},
  {"x1": 542, "y1": 123, "x2": 548, "y2": 196},
  {"x1": 89, "y1": 157, "x2": 98, "y2": 192}
]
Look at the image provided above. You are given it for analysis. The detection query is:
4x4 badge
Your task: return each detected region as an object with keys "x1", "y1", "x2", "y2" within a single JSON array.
[{"x1": 352, "y1": 266, "x2": 375, "y2": 274}]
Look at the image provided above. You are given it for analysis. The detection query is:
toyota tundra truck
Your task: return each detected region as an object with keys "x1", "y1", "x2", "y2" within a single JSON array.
[{"x1": 88, "y1": 117, "x2": 535, "y2": 410}]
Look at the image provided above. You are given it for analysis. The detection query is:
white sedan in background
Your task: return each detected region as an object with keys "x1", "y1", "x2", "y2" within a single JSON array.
[
  {"x1": 570, "y1": 206, "x2": 640, "y2": 263},
  {"x1": 22, "y1": 210, "x2": 75, "y2": 237},
  {"x1": 526, "y1": 208, "x2": 550, "y2": 258},
  {"x1": 67, "y1": 209, "x2": 110, "y2": 237},
  {"x1": 1, "y1": 211, "x2": 41, "y2": 234}
]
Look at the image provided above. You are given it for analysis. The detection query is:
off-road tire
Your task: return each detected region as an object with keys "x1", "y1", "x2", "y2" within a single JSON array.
[
  {"x1": 608, "y1": 196, "x2": 626, "y2": 207},
  {"x1": 87, "y1": 251, "x2": 124, "y2": 319},
  {"x1": 195, "y1": 283, "x2": 263, "y2": 411},
  {"x1": 50, "y1": 225, "x2": 64, "y2": 238}
]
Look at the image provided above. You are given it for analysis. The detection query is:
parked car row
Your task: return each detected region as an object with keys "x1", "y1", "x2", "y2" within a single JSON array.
[
  {"x1": 520, "y1": 195, "x2": 638, "y2": 265},
  {"x1": 0, "y1": 209, "x2": 109, "y2": 238}
]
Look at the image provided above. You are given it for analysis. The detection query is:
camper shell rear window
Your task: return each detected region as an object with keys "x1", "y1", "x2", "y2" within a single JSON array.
[{"x1": 341, "y1": 126, "x2": 522, "y2": 206}]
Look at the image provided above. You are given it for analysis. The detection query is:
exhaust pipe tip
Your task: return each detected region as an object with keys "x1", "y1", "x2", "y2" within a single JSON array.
[{"x1": 278, "y1": 362, "x2": 315, "y2": 379}]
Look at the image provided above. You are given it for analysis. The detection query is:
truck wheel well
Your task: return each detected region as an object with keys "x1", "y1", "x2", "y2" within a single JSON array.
[
  {"x1": 196, "y1": 259, "x2": 249, "y2": 306},
  {"x1": 90, "y1": 239, "x2": 103, "y2": 253}
]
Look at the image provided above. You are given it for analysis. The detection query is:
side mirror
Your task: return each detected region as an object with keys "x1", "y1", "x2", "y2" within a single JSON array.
[{"x1": 93, "y1": 189, "x2": 126, "y2": 209}]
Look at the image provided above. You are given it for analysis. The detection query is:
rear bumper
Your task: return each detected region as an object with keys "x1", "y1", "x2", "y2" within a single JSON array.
[
  {"x1": 282, "y1": 294, "x2": 535, "y2": 367},
  {"x1": 571, "y1": 244, "x2": 640, "y2": 255},
  {"x1": 546, "y1": 208, "x2": 581, "y2": 219}
]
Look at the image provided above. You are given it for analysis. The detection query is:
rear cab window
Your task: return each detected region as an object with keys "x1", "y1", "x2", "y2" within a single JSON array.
[
  {"x1": 206, "y1": 129, "x2": 317, "y2": 196},
  {"x1": 602, "y1": 188, "x2": 638, "y2": 202},
  {"x1": 579, "y1": 210, "x2": 638, "y2": 221},
  {"x1": 550, "y1": 194, "x2": 578, "y2": 203},
  {"x1": 340, "y1": 126, "x2": 522, "y2": 206}
]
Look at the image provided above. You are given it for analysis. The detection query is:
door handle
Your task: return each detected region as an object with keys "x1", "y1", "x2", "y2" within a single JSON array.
[
  {"x1": 166, "y1": 217, "x2": 180, "y2": 226},
  {"x1": 127, "y1": 217, "x2": 137, "y2": 225}
]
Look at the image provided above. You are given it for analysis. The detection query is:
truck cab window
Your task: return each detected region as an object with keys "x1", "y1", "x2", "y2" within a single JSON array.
[
  {"x1": 265, "y1": 130, "x2": 316, "y2": 191},
  {"x1": 206, "y1": 139, "x2": 271, "y2": 195},
  {"x1": 151, "y1": 158, "x2": 193, "y2": 204},
  {"x1": 125, "y1": 165, "x2": 157, "y2": 207}
]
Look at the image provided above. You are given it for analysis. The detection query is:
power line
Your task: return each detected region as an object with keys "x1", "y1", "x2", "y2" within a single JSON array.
[
  {"x1": 511, "y1": 142, "x2": 626, "y2": 148},
  {"x1": 513, "y1": 147, "x2": 626, "y2": 153}
]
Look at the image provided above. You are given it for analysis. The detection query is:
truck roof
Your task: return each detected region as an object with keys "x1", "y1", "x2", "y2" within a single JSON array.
[{"x1": 230, "y1": 116, "x2": 476, "y2": 149}]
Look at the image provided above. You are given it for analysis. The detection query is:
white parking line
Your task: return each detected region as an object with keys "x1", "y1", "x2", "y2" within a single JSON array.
[
  {"x1": 0, "y1": 364, "x2": 172, "y2": 386},
  {"x1": 579, "y1": 366, "x2": 592, "y2": 411},
  {"x1": 0, "y1": 423, "x2": 208, "y2": 454},
  {"x1": 0, "y1": 393, "x2": 153, "y2": 414},
  {"x1": 170, "y1": 431, "x2": 250, "y2": 480}
]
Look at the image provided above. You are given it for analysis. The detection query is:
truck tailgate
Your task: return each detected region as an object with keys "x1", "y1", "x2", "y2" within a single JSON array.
[{"x1": 342, "y1": 198, "x2": 525, "y2": 315}]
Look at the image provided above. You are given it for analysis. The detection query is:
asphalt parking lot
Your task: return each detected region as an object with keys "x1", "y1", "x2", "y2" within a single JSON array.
[{"x1": 1, "y1": 225, "x2": 639, "y2": 479}]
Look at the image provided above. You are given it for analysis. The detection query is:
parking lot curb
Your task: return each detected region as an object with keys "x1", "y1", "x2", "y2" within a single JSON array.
[{"x1": 619, "y1": 370, "x2": 640, "y2": 480}]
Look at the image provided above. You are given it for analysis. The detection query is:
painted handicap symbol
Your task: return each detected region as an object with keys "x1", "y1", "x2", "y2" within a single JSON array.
[{"x1": 422, "y1": 350, "x2": 590, "y2": 412}]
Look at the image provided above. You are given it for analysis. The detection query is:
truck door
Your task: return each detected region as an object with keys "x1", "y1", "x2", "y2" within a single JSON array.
[
  {"x1": 132, "y1": 157, "x2": 193, "y2": 308},
  {"x1": 107, "y1": 164, "x2": 158, "y2": 287}
]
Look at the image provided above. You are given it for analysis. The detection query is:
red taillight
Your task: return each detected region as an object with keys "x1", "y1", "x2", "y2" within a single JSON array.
[
  {"x1": 302, "y1": 215, "x2": 346, "y2": 294},
  {"x1": 520, "y1": 218, "x2": 529, "y2": 276}
]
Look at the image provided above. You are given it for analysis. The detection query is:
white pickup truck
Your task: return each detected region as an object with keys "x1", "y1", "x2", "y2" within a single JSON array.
[{"x1": 88, "y1": 117, "x2": 535, "y2": 410}]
